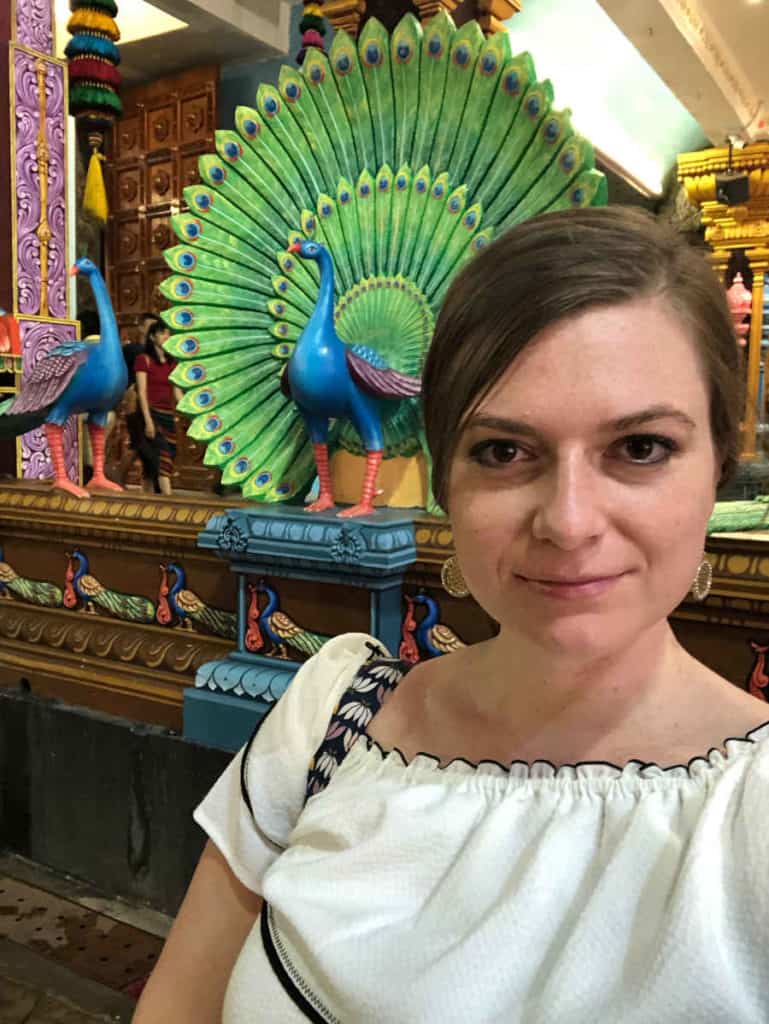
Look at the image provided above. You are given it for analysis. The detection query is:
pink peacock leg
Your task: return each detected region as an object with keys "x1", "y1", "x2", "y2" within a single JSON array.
[
  {"x1": 87, "y1": 423, "x2": 123, "y2": 492},
  {"x1": 305, "y1": 442, "x2": 336, "y2": 513},
  {"x1": 339, "y1": 449, "x2": 383, "y2": 518},
  {"x1": 45, "y1": 423, "x2": 89, "y2": 499}
]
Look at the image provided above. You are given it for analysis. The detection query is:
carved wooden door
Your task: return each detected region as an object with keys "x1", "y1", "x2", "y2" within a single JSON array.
[{"x1": 106, "y1": 65, "x2": 219, "y2": 492}]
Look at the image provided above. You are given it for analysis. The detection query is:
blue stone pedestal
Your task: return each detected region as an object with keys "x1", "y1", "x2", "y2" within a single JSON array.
[{"x1": 184, "y1": 506, "x2": 417, "y2": 750}]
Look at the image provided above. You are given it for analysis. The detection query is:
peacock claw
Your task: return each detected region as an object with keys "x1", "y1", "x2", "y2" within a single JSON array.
[
  {"x1": 88, "y1": 476, "x2": 123, "y2": 493},
  {"x1": 53, "y1": 480, "x2": 90, "y2": 500},
  {"x1": 338, "y1": 503, "x2": 376, "y2": 519},
  {"x1": 305, "y1": 495, "x2": 336, "y2": 513}
]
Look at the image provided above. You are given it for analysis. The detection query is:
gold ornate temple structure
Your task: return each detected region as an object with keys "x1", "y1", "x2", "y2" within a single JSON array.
[
  {"x1": 324, "y1": 0, "x2": 521, "y2": 39},
  {"x1": 678, "y1": 142, "x2": 769, "y2": 463}
]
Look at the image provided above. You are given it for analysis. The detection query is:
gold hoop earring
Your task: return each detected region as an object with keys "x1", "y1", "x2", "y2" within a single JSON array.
[
  {"x1": 691, "y1": 557, "x2": 713, "y2": 602},
  {"x1": 441, "y1": 554, "x2": 469, "y2": 598}
]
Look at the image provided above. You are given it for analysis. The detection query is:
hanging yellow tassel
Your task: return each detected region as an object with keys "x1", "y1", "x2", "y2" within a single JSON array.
[{"x1": 83, "y1": 146, "x2": 108, "y2": 225}]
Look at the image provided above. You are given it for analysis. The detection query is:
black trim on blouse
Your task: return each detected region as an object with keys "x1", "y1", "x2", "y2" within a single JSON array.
[
  {"x1": 239, "y1": 698, "x2": 279, "y2": 822},
  {"x1": 260, "y1": 902, "x2": 335, "y2": 1023}
]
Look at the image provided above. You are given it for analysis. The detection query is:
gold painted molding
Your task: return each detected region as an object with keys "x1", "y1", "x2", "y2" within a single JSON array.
[
  {"x1": 413, "y1": 517, "x2": 454, "y2": 563},
  {"x1": 0, "y1": 601, "x2": 230, "y2": 677},
  {"x1": 10, "y1": 43, "x2": 67, "y2": 69},
  {"x1": 704, "y1": 218, "x2": 769, "y2": 247},
  {"x1": 678, "y1": 143, "x2": 769, "y2": 177},
  {"x1": 0, "y1": 481, "x2": 247, "y2": 550},
  {"x1": 678, "y1": 147, "x2": 769, "y2": 248}
]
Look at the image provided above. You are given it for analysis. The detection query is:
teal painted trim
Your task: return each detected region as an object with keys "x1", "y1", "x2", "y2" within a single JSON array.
[
  {"x1": 195, "y1": 652, "x2": 301, "y2": 701},
  {"x1": 199, "y1": 506, "x2": 417, "y2": 579},
  {"x1": 183, "y1": 686, "x2": 270, "y2": 751}
]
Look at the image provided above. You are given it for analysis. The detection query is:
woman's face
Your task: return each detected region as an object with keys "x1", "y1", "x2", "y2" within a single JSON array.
[
  {"x1": 447, "y1": 297, "x2": 721, "y2": 659},
  {"x1": 154, "y1": 327, "x2": 170, "y2": 347}
]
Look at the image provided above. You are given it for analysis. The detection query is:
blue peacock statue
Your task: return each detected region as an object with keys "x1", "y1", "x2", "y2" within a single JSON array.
[
  {"x1": 157, "y1": 562, "x2": 238, "y2": 639},
  {"x1": 161, "y1": 13, "x2": 606, "y2": 515},
  {"x1": 403, "y1": 592, "x2": 466, "y2": 660},
  {"x1": 246, "y1": 581, "x2": 331, "y2": 658},
  {"x1": 65, "y1": 549, "x2": 156, "y2": 623},
  {"x1": 0, "y1": 257, "x2": 127, "y2": 499}
]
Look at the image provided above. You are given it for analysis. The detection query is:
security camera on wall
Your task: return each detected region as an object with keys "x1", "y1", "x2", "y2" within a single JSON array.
[{"x1": 716, "y1": 172, "x2": 750, "y2": 205}]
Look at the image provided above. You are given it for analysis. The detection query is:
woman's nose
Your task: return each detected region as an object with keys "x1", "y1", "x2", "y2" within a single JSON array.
[{"x1": 530, "y1": 457, "x2": 607, "y2": 549}]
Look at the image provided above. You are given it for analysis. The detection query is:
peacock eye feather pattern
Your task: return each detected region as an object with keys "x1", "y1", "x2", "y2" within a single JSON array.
[{"x1": 164, "y1": 12, "x2": 606, "y2": 511}]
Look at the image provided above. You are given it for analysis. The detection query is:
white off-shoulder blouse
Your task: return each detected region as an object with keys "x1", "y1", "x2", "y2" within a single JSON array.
[{"x1": 194, "y1": 633, "x2": 769, "y2": 1023}]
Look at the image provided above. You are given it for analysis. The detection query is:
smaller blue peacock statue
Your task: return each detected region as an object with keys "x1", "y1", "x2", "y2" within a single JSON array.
[
  {"x1": 65, "y1": 549, "x2": 157, "y2": 623},
  {"x1": 245, "y1": 580, "x2": 331, "y2": 658},
  {"x1": 157, "y1": 563, "x2": 238, "y2": 639},
  {"x1": 401, "y1": 592, "x2": 465, "y2": 661},
  {"x1": 161, "y1": 13, "x2": 606, "y2": 516},
  {"x1": 0, "y1": 258, "x2": 127, "y2": 498}
]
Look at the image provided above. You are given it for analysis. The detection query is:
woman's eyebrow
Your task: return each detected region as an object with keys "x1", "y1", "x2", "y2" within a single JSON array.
[
  {"x1": 608, "y1": 406, "x2": 697, "y2": 431},
  {"x1": 465, "y1": 405, "x2": 697, "y2": 437}
]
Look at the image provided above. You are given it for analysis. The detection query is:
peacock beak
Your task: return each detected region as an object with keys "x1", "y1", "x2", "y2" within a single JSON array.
[
  {"x1": 69, "y1": 265, "x2": 79, "y2": 277},
  {"x1": 287, "y1": 243, "x2": 301, "y2": 254}
]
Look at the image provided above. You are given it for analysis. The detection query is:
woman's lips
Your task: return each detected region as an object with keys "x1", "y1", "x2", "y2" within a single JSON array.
[{"x1": 515, "y1": 573, "x2": 627, "y2": 599}]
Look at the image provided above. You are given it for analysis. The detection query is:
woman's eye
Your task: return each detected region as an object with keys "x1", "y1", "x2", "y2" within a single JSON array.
[
  {"x1": 618, "y1": 434, "x2": 677, "y2": 464},
  {"x1": 469, "y1": 440, "x2": 523, "y2": 467}
]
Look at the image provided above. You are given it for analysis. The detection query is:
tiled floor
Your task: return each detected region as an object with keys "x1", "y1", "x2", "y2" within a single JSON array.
[{"x1": 0, "y1": 855, "x2": 172, "y2": 1023}]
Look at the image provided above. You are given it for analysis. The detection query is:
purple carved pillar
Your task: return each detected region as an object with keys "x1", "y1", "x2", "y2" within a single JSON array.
[{"x1": 4, "y1": 0, "x2": 81, "y2": 482}]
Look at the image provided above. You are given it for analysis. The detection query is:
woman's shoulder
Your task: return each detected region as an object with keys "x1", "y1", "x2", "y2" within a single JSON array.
[
  {"x1": 134, "y1": 352, "x2": 150, "y2": 371},
  {"x1": 274, "y1": 633, "x2": 397, "y2": 723}
]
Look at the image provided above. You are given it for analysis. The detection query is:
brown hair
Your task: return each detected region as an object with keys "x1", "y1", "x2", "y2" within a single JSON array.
[{"x1": 422, "y1": 206, "x2": 741, "y2": 511}]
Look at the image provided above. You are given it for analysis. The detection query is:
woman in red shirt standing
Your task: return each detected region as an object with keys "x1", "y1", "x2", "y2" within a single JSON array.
[{"x1": 134, "y1": 320, "x2": 183, "y2": 496}]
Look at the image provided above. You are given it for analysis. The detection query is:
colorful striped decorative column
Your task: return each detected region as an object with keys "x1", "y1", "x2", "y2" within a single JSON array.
[
  {"x1": 65, "y1": 0, "x2": 123, "y2": 225},
  {"x1": 297, "y1": 1, "x2": 327, "y2": 65}
]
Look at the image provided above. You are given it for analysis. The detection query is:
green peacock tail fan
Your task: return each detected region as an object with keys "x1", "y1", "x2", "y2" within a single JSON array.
[{"x1": 162, "y1": 12, "x2": 607, "y2": 505}]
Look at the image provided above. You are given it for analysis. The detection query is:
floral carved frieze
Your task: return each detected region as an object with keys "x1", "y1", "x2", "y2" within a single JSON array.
[
  {"x1": 15, "y1": 0, "x2": 53, "y2": 55},
  {"x1": 13, "y1": 49, "x2": 66, "y2": 319},
  {"x1": 14, "y1": 50, "x2": 42, "y2": 317},
  {"x1": 44, "y1": 62, "x2": 67, "y2": 319}
]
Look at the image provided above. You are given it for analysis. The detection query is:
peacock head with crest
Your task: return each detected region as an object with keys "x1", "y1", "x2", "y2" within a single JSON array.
[
  {"x1": 287, "y1": 239, "x2": 325, "y2": 263},
  {"x1": 69, "y1": 257, "x2": 99, "y2": 279}
]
